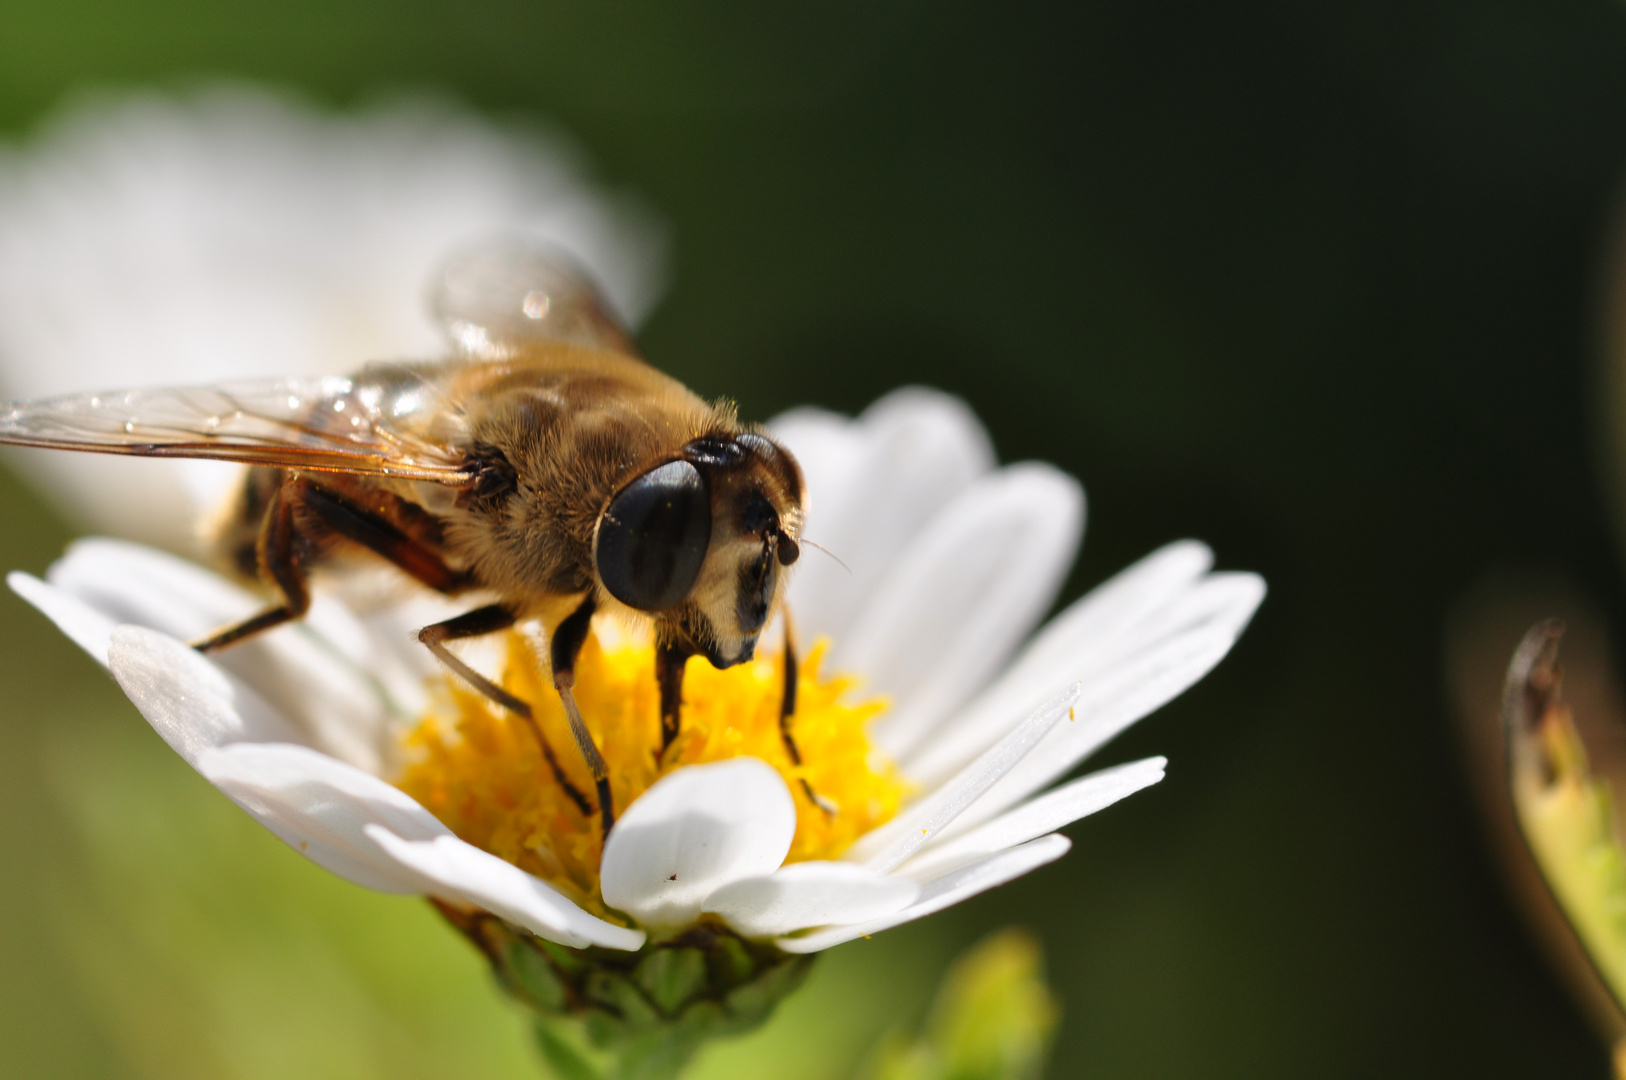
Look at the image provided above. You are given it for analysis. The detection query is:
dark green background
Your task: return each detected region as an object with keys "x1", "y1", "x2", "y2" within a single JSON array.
[{"x1": 1, "y1": 0, "x2": 1622, "y2": 1075}]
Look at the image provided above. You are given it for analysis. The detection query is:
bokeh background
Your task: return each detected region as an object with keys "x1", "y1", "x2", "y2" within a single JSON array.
[{"x1": 2, "y1": 0, "x2": 1625, "y2": 1076}]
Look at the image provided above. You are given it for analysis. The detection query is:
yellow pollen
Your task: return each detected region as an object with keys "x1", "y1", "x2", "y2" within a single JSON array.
[{"x1": 395, "y1": 626, "x2": 908, "y2": 921}]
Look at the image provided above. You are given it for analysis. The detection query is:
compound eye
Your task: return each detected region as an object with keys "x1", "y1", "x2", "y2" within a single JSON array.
[{"x1": 596, "y1": 460, "x2": 712, "y2": 611}]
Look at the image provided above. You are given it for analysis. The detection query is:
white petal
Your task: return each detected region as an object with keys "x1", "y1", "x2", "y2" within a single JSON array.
[
  {"x1": 1157, "y1": 571, "x2": 1267, "y2": 643},
  {"x1": 848, "y1": 464, "x2": 1084, "y2": 758},
  {"x1": 203, "y1": 742, "x2": 640, "y2": 948},
  {"x1": 768, "y1": 406, "x2": 866, "y2": 647},
  {"x1": 767, "y1": 408, "x2": 865, "y2": 548},
  {"x1": 904, "y1": 541, "x2": 1211, "y2": 781},
  {"x1": 703, "y1": 861, "x2": 920, "y2": 937},
  {"x1": 366, "y1": 827, "x2": 645, "y2": 951},
  {"x1": 846, "y1": 682, "x2": 1081, "y2": 873},
  {"x1": 319, "y1": 585, "x2": 475, "y2": 723},
  {"x1": 50, "y1": 538, "x2": 394, "y2": 771},
  {"x1": 48, "y1": 536, "x2": 260, "y2": 637},
  {"x1": 599, "y1": 758, "x2": 797, "y2": 931},
  {"x1": 942, "y1": 618, "x2": 1245, "y2": 839},
  {"x1": 773, "y1": 388, "x2": 994, "y2": 646},
  {"x1": 109, "y1": 625, "x2": 303, "y2": 764},
  {"x1": 303, "y1": 590, "x2": 431, "y2": 718},
  {"x1": 900, "y1": 757, "x2": 1166, "y2": 880},
  {"x1": 8, "y1": 570, "x2": 117, "y2": 665},
  {"x1": 777, "y1": 834, "x2": 1072, "y2": 954},
  {"x1": 905, "y1": 554, "x2": 1261, "y2": 786},
  {"x1": 199, "y1": 741, "x2": 455, "y2": 893}
]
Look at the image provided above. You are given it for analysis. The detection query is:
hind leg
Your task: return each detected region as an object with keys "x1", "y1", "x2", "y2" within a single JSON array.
[
  {"x1": 192, "y1": 479, "x2": 308, "y2": 651},
  {"x1": 193, "y1": 475, "x2": 465, "y2": 652}
]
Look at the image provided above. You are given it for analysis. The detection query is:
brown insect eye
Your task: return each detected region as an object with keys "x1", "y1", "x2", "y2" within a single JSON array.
[{"x1": 596, "y1": 460, "x2": 712, "y2": 611}]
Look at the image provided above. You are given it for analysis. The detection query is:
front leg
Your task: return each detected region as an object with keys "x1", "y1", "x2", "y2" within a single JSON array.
[
  {"x1": 550, "y1": 595, "x2": 615, "y2": 834},
  {"x1": 656, "y1": 640, "x2": 695, "y2": 758},
  {"x1": 780, "y1": 614, "x2": 837, "y2": 816}
]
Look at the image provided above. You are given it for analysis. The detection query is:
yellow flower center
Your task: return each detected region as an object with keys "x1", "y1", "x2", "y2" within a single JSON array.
[{"x1": 395, "y1": 625, "x2": 907, "y2": 921}]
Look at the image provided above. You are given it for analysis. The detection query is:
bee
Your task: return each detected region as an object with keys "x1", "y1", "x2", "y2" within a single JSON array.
[{"x1": 0, "y1": 242, "x2": 812, "y2": 833}]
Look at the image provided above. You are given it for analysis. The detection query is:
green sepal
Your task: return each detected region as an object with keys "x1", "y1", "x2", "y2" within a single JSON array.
[
  {"x1": 434, "y1": 903, "x2": 813, "y2": 1080},
  {"x1": 507, "y1": 937, "x2": 569, "y2": 1011},
  {"x1": 635, "y1": 947, "x2": 708, "y2": 1015}
]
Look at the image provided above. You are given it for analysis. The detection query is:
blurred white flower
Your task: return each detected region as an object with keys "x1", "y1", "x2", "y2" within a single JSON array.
[
  {"x1": 9, "y1": 388, "x2": 1264, "y2": 953},
  {"x1": 0, "y1": 83, "x2": 663, "y2": 549}
]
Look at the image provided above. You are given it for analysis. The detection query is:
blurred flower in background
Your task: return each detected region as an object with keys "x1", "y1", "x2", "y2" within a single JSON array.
[
  {"x1": 0, "y1": 83, "x2": 663, "y2": 551},
  {"x1": 858, "y1": 928, "x2": 1059, "y2": 1080},
  {"x1": 1440, "y1": 161, "x2": 1626, "y2": 1074},
  {"x1": 1449, "y1": 588, "x2": 1626, "y2": 1076}
]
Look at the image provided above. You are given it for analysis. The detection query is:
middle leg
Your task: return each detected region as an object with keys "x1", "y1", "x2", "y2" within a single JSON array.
[
  {"x1": 549, "y1": 595, "x2": 614, "y2": 834},
  {"x1": 417, "y1": 605, "x2": 594, "y2": 819},
  {"x1": 655, "y1": 640, "x2": 695, "y2": 760}
]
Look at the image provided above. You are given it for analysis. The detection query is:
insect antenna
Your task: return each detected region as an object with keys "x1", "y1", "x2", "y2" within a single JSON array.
[{"x1": 800, "y1": 537, "x2": 851, "y2": 575}]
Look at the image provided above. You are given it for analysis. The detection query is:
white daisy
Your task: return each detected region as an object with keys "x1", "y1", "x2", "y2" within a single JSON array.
[
  {"x1": 8, "y1": 385, "x2": 1262, "y2": 962},
  {"x1": 0, "y1": 83, "x2": 662, "y2": 552},
  {"x1": 0, "y1": 81, "x2": 1263, "y2": 1061}
]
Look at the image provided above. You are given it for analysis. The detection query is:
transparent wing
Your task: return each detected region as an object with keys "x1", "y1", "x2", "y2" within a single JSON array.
[
  {"x1": 430, "y1": 239, "x2": 640, "y2": 359},
  {"x1": 0, "y1": 373, "x2": 474, "y2": 485}
]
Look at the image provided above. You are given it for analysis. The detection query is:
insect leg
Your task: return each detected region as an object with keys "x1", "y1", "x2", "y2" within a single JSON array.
[
  {"x1": 780, "y1": 621, "x2": 798, "y2": 729},
  {"x1": 195, "y1": 474, "x2": 466, "y2": 652},
  {"x1": 291, "y1": 477, "x2": 467, "y2": 593},
  {"x1": 193, "y1": 480, "x2": 309, "y2": 651},
  {"x1": 779, "y1": 617, "x2": 838, "y2": 816},
  {"x1": 418, "y1": 604, "x2": 592, "y2": 818},
  {"x1": 655, "y1": 640, "x2": 694, "y2": 759},
  {"x1": 549, "y1": 595, "x2": 615, "y2": 834}
]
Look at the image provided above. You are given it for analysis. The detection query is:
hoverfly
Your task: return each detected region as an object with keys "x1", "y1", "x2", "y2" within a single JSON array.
[{"x1": 0, "y1": 242, "x2": 810, "y2": 833}]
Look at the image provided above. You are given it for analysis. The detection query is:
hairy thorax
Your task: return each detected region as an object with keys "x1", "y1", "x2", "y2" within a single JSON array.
[{"x1": 440, "y1": 351, "x2": 729, "y2": 617}]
